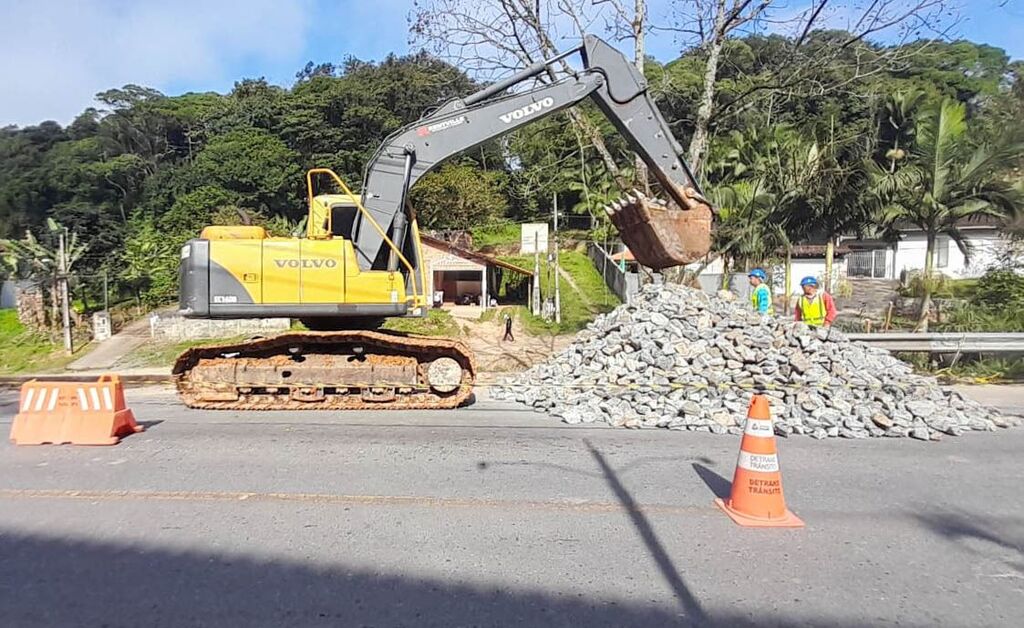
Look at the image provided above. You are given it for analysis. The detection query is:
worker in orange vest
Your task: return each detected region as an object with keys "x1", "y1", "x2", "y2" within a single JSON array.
[{"x1": 794, "y1": 276, "x2": 837, "y2": 327}]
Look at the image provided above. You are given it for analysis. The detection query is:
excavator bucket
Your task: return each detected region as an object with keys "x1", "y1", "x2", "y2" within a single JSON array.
[{"x1": 605, "y1": 187, "x2": 713, "y2": 270}]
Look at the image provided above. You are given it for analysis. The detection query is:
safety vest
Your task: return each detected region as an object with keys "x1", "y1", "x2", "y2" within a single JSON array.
[
  {"x1": 799, "y1": 294, "x2": 827, "y2": 327},
  {"x1": 750, "y1": 284, "x2": 775, "y2": 316}
]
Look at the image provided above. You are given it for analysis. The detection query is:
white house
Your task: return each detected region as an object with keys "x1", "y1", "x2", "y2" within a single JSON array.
[
  {"x1": 844, "y1": 217, "x2": 1008, "y2": 280},
  {"x1": 676, "y1": 244, "x2": 850, "y2": 297}
]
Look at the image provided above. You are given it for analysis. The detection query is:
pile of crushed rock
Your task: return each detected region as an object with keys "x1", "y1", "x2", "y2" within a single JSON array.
[{"x1": 490, "y1": 284, "x2": 1018, "y2": 440}]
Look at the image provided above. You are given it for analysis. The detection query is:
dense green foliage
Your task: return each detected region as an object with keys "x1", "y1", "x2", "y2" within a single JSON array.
[
  {"x1": 0, "y1": 31, "x2": 1021, "y2": 313},
  {"x1": 935, "y1": 269, "x2": 1024, "y2": 333}
]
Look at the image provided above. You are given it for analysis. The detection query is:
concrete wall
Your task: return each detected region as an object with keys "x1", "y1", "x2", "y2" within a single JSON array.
[
  {"x1": 149, "y1": 312, "x2": 291, "y2": 341},
  {"x1": 785, "y1": 258, "x2": 848, "y2": 291},
  {"x1": 0, "y1": 281, "x2": 17, "y2": 309},
  {"x1": 587, "y1": 243, "x2": 639, "y2": 302}
]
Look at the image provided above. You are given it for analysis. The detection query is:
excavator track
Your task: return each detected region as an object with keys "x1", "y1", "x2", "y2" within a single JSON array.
[{"x1": 173, "y1": 331, "x2": 476, "y2": 411}]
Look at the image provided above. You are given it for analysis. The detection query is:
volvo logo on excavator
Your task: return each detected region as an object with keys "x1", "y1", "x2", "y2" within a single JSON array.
[
  {"x1": 273, "y1": 259, "x2": 338, "y2": 269},
  {"x1": 500, "y1": 97, "x2": 555, "y2": 124}
]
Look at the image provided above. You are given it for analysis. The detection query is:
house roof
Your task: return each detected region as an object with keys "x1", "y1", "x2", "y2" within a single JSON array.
[{"x1": 420, "y1": 234, "x2": 533, "y2": 276}]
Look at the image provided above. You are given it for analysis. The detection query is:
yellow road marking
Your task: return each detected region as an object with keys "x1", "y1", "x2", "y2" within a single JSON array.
[{"x1": 0, "y1": 488, "x2": 705, "y2": 515}]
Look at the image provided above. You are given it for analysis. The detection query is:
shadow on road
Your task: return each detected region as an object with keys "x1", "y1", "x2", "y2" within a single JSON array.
[
  {"x1": 0, "y1": 527, "x2": 894, "y2": 627},
  {"x1": 692, "y1": 462, "x2": 732, "y2": 500},
  {"x1": 914, "y1": 509, "x2": 1024, "y2": 574},
  {"x1": 584, "y1": 439, "x2": 708, "y2": 624}
]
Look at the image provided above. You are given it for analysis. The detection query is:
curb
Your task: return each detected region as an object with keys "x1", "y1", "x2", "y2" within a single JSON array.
[{"x1": 0, "y1": 374, "x2": 174, "y2": 388}]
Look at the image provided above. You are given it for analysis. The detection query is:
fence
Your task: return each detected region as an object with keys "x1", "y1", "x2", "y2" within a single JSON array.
[
  {"x1": 848, "y1": 250, "x2": 888, "y2": 278},
  {"x1": 587, "y1": 242, "x2": 639, "y2": 303}
]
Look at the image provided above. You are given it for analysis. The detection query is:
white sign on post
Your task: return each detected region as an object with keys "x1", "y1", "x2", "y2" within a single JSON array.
[
  {"x1": 92, "y1": 311, "x2": 112, "y2": 342},
  {"x1": 520, "y1": 223, "x2": 549, "y2": 254}
]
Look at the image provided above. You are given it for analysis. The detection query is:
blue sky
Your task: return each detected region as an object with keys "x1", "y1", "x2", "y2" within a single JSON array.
[{"x1": 1, "y1": 0, "x2": 1021, "y2": 127}]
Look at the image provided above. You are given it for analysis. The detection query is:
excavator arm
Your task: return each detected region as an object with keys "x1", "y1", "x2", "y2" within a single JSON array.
[{"x1": 353, "y1": 34, "x2": 712, "y2": 276}]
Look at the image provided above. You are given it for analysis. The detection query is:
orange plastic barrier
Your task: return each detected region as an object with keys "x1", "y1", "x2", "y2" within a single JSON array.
[
  {"x1": 10, "y1": 375, "x2": 143, "y2": 446},
  {"x1": 715, "y1": 394, "x2": 804, "y2": 528}
]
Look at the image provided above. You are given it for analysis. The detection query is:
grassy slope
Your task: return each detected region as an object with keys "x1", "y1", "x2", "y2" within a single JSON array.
[
  {"x1": 382, "y1": 309, "x2": 461, "y2": 337},
  {"x1": 0, "y1": 311, "x2": 85, "y2": 374},
  {"x1": 499, "y1": 250, "x2": 620, "y2": 334}
]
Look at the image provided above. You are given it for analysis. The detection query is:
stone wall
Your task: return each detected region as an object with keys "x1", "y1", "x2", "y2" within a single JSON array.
[{"x1": 149, "y1": 312, "x2": 291, "y2": 340}]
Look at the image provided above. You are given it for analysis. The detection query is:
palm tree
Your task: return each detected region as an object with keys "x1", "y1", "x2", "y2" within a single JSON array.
[
  {"x1": 709, "y1": 179, "x2": 784, "y2": 288},
  {"x1": 870, "y1": 98, "x2": 1024, "y2": 330}
]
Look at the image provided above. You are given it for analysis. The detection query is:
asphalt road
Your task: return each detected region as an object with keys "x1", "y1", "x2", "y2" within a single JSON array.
[{"x1": 1, "y1": 386, "x2": 1022, "y2": 627}]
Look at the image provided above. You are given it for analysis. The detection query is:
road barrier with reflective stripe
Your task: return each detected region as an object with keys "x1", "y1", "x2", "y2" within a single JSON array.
[{"x1": 10, "y1": 375, "x2": 143, "y2": 446}]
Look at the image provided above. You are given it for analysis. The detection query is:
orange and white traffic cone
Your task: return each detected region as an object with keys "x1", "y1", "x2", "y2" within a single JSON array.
[{"x1": 715, "y1": 394, "x2": 804, "y2": 528}]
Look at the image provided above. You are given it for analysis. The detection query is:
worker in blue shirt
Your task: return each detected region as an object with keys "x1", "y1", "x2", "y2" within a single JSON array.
[{"x1": 748, "y1": 268, "x2": 775, "y2": 316}]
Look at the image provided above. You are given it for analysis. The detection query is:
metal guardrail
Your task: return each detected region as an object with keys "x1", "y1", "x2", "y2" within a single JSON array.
[{"x1": 845, "y1": 332, "x2": 1024, "y2": 353}]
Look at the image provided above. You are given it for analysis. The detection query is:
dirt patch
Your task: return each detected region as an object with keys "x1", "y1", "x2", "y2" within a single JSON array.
[{"x1": 459, "y1": 315, "x2": 572, "y2": 372}]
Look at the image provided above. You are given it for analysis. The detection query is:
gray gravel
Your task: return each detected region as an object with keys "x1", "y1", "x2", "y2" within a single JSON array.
[{"x1": 492, "y1": 284, "x2": 1019, "y2": 439}]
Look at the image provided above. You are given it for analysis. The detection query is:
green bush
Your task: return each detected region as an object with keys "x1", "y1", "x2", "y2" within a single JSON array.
[
  {"x1": 471, "y1": 224, "x2": 521, "y2": 249},
  {"x1": 975, "y1": 270, "x2": 1024, "y2": 309},
  {"x1": 935, "y1": 304, "x2": 1024, "y2": 332},
  {"x1": 932, "y1": 269, "x2": 1024, "y2": 332},
  {"x1": 899, "y1": 272, "x2": 957, "y2": 298}
]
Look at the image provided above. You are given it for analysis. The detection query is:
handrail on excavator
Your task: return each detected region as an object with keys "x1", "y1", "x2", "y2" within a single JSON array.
[{"x1": 304, "y1": 168, "x2": 423, "y2": 310}]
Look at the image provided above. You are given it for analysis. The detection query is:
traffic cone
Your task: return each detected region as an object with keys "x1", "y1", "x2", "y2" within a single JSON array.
[{"x1": 715, "y1": 394, "x2": 804, "y2": 528}]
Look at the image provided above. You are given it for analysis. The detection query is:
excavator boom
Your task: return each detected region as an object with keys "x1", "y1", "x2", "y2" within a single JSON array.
[{"x1": 351, "y1": 34, "x2": 712, "y2": 276}]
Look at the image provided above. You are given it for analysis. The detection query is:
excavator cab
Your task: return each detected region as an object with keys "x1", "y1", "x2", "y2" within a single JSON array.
[{"x1": 307, "y1": 193, "x2": 361, "y2": 240}]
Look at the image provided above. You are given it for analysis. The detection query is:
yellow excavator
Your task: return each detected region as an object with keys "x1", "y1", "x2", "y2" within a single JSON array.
[{"x1": 172, "y1": 34, "x2": 713, "y2": 411}]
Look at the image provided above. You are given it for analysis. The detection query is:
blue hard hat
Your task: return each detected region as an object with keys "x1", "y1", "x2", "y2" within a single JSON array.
[
  {"x1": 800, "y1": 276, "x2": 819, "y2": 287},
  {"x1": 748, "y1": 268, "x2": 767, "y2": 281}
]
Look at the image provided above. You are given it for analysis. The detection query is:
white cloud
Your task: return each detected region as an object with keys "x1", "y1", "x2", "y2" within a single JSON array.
[{"x1": 0, "y1": 0, "x2": 313, "y2": 127}]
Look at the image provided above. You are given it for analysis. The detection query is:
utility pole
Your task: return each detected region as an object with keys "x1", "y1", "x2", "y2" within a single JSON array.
[
  {"x1": 58, "y1": 229, "x2": 73, "y2": 355},
  {"x1": 553, "y1": 192, "x2": 561, "y2": 324},
  {"x1": 532, "y1": 231, "x2": 541, "y2": 315},
  {"x1": 102, "y1": 269, "x2": 109, "y2": 312}
]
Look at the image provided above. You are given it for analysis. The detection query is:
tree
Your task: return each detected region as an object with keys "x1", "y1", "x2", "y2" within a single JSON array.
[
  {"x1": 0, "y1": 218, "x2": 88, "y2": 329},
  {"x1": 411, "y1": 163, "x2": 509, "y2": 230},
  {"x1": 158, "y1": 185, "x2": 240, "y2": 240},
  {"x1": 707, "y1": 178, "x2": 781, "y2": 284},
  {"x1": 119, "y1": 215, "x2": 178, "y2": 307},
  {"x1": 870, "y1": 98, "x2": 1024, "y2": 329},
  {"x1": 192, "y1": 129, "x2": 301, "y2": 215},
  {"x1": 672, "y1": 0, "x2": 772, "y2": 174},
  {"x1": 410, "y1": 0, "x2": 634, "y2": 190},
  {"x1": 669, "y1": 0, "x2": 958, "y2": 175}
]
